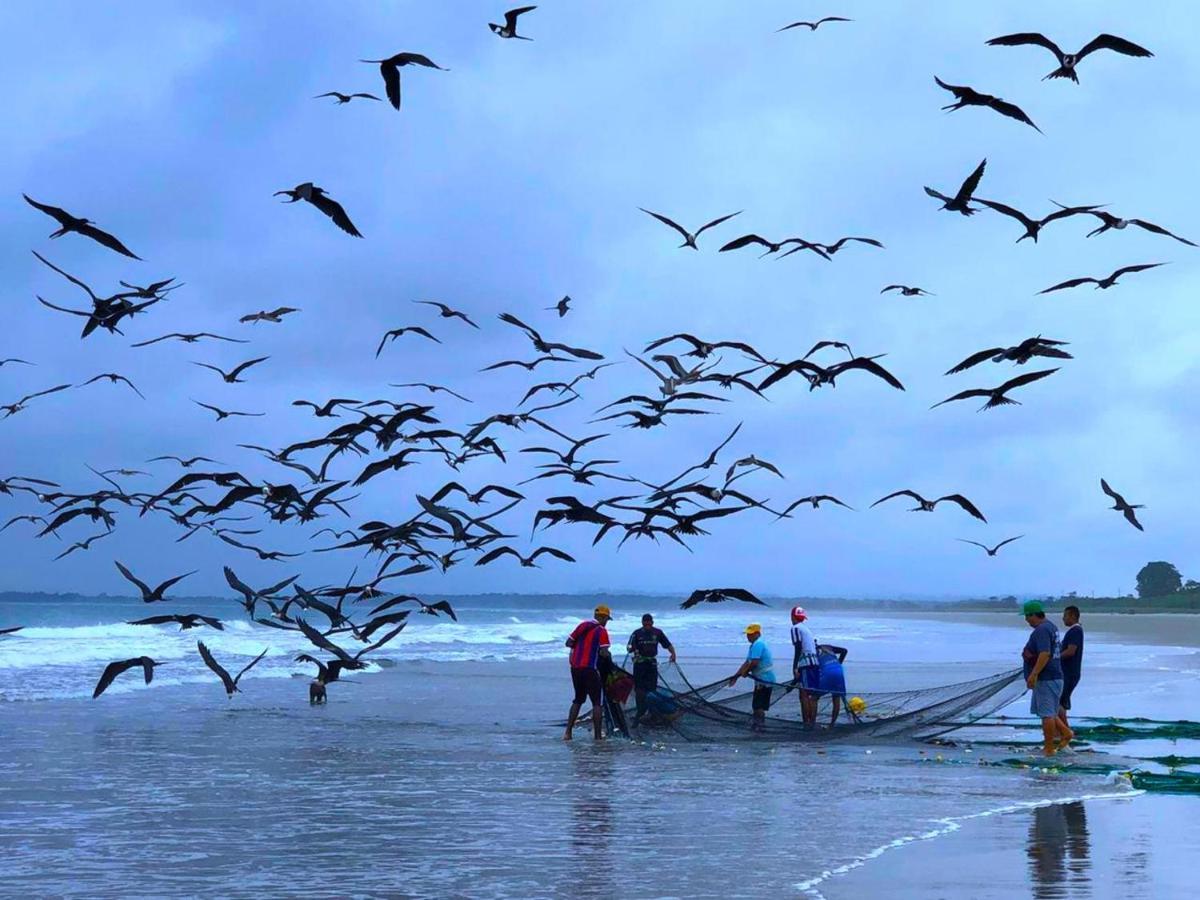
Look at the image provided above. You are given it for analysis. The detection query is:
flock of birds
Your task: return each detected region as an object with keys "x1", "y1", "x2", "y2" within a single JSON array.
[{"x1": 0, "y1": 10, "x2": 1181, "y2": 702}]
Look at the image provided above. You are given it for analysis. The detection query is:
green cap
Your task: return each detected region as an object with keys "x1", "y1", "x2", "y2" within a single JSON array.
[{"x1": 1021, "y1": 600, "x2": 1045, "y2": 617}]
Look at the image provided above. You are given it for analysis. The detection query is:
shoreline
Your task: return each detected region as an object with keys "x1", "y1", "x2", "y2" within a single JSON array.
[{"x1": 815, "y1": 791, "x2": 1198, "y2": 899}]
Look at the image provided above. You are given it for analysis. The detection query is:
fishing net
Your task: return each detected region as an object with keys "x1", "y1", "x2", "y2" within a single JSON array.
[
  {"x1": 607, "y1": 661, "x2": 1026, "y2": 743},
  {"x1": 1128, "y1": 771, "x2": 1200, "y2": 794}
]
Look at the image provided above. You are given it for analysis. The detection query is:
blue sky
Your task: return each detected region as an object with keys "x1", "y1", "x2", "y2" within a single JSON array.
[{"x1": 1, "y1": 0, "x2": 1197, "y2": 600}]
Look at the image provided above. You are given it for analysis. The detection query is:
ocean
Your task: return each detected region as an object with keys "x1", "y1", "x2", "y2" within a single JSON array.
[{"x1": 1, "y1": 593, "x2": 1198, "y2": 898}]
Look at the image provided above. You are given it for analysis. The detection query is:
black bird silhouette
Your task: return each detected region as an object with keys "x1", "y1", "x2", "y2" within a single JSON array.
[
  {"x1": 720, "y1": 234, "x2": 830, "y2": 259},
  {"x1": 804, "y1": 237, "x2": 885, "y2": 257},
  {"x1": 778, "y1": 495, "x2": 853, "y2": 515},
  {"x1": 777, "y1": 16, "x2": 851, "y2": 33},
  {"x1": 414, "y1": 300, "x2": 479, "y2": 328},
  {"x1": 871, "y1": 491, "x2": 987, "y2": 522},
  {"x1": 54, "y1": 530, "x2": 114, "y2": 560},
  {"x1": 1076, "y1": 209, "x2": 1196, "y2": 246},
  {"x1": 933, "y1": 77, "x2": 1041, "y2": 132},
  {"x1": 490, "y1": 6, "x2": 536, "y2": 39},
  {"x1": 925, "y1": 158, "x2": 987, "y2": 215},
  {"x1": 193, "y1": 400, "x2": 265, "y2": 420},
  {"x1": 975, "y1": 199, "x2": 1101, "y2": 243},
  {"x1": 239, "y1": 307, "x2": 300, "y2": 324},
  {"x1": 543, "y1": 295, "x2": 572, "y2": 318},
  {"x1": 1039, "y1": 263, "x2": 1164, "y2": 294},
  {"x1": 931, "y1": 368, "x2": 1058, "y2": 411},
  {"x1": 23, "y1": 194, "x2": 141, "y2": 259},
  {"x1": 639, "y1": 208, "x2": 742, "y2": 249},
  {"x1": 680, "y1": 588, "x2": 765, "y2": 609},
  {"x1": 275, "y1": 183, "x2": 361, "y2": 237},
  {"x1": 2, "y1": 383, "x2": 72, "y2": 419},
  {"x1": 376, "y1": 326, "x2": 441, "y2": 358},
  {"x1": 292, "y1": 398, "x2": 361, "y2": 417},
  {"x1": 359, "y1": 51, "x2": 447, "y2": 110},
  {"x1": 295, "y1": 654, "x2": 352, "y2": 686},
  {"x1": 197, "y1": 641, "x2": 269, "y2": 697},
  {"x1": 314, "y1": 91, "x2": 380, "y2": 104},
  {"x1": 224, "y1": 566, "x2": 299, "y2": 615},
  {"x1": 759, "y1": 356, "x2": 904, "y2": 392},
  {"x1": 391, "y1": 382, "x2": 473, "y2": 403},
  {"x1": 218, "y1": 533, "x2": 302, "y2": 561},
  {"x1": 474, "y1": 545, "x2": 575, "y2": 567},
  {"x1": 945, "y1": 337, "x2": 1071, "y2": 375},
  {"x1": 148, "y1": 455, "x2": 221, "y2": 468},
  {"x1": 881, "y1": 284, "x2": 933, "y2": 296},
  {"x1": 192, "y1": 356, "x2": 270, "y2": 384},
  {"x1": 958, "y1": 536, "x2": 1024, "y2": 556},
  {"x1": 986, "y1": 32, "x2": 1153, "y2": 83},
  {"x1": 803, "y1": 340, "x2": 855, "y2": 360},
  {"x1": 128, "y1": 613, "x2": 223, "y2": 631},
  {"x1": 132, "y1": 332, "x2": 249, "y2": 347},
  {"x1": 115, "y1": 561, "x2": 196, "y2": 602},
  {"x1": 1101, "y1": 478, "x2": 1144, "y2": 531},
  {"x1": 497, "y1": 313, "x2": 604, "y2": 360},
  {"x1": 93, "y1": 657, "x2": 162, "y2": 698}
]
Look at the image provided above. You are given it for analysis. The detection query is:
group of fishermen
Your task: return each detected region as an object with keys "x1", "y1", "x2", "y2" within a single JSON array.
[
  {"x1": 563, "y1": 600, "x2": 1086, "y2": 745},
  {"x1": 562, "y1": 603, "x2": 847, "y2": 741}
]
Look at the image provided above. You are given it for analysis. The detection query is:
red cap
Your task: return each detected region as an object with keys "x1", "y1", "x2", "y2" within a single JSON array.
[{"x1": 791, "y1": 606, "x2": 807, "y2": 622}]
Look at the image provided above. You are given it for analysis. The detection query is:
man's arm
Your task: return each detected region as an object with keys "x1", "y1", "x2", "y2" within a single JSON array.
[
  {"x1": 1028, "y1": 650, "x2": 1051, "y2": 688},
  {"x1": 729, "y1": 657, "x2": 755, "y2": 686},
  {"x1": 659, "y1": 629, "x2": 676, "y2": 662},
  {"x1": 1060, "y1": 644, "x2": 1078, "y2": 659}
]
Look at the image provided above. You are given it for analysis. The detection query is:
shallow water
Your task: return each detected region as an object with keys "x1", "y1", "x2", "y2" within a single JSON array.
[{"x1": 0, "y1": 597, "x2": 1195, "y2": 897}]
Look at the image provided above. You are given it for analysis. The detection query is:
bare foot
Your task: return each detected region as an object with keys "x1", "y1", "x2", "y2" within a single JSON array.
[
  {"x1": 1042, "y1": 742, "x2": 1058, "y2": 758},
  {"x1": 563, "y1": 732, "x2": 573, "y2": 742}
]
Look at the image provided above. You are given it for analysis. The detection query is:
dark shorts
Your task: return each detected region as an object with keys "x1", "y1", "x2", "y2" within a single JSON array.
[
  {"x1": 798, "y1": 665, "x2": 821, "y2": 692},
  {"x1": 752, "y1": 684, "x2": 773, "y2": 713},
  {"x1": 571, "y1": 667, "x2": 602, "y2": 706},
  {"x1": 1060, "y1": 676, "x2": 1080, "y2": 711},
  {"x1": 633, "y1": 659, "x2": 659, "y2": 693}
]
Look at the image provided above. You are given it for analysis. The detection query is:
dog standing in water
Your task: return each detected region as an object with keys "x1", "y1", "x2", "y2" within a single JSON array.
[{"x1": 309, "y1": 679, "x2": 327, "y2": 704}]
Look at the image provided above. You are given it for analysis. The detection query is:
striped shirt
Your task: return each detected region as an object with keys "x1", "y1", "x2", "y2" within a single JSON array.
[
  {"x1": 567, "y1": 619, "x2": 610, "y2": 669},
  {"x1": 791, "y1": 622, "x2": 819, "y2": 669}
]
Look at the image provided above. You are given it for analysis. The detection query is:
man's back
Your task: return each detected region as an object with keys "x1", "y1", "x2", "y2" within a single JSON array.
[
  {"x1": 1062, "y1": 623, "x2": 1084, "y2": 680},
  {"x1": 568, "y1": 619, "x2": 609, "y2": 668}
]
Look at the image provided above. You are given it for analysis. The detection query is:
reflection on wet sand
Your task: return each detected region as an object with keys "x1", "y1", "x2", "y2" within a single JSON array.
[
  {"x1": 570, "y1": 748, "x2": 616, "y2": 867},
  {"x1": 1027, "y1": 801, "x2": 1091, "y2": 898}
]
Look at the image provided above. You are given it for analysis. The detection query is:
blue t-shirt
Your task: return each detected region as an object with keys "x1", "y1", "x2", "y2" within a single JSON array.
[
  {"x1": 746, "y1": 638, "x2": 776, "y2": 684},
  {"x1": 1061, "y1": 624, "x2": 1084, "y2": 682},
  {"x1": 1023, "y1": 620, "x2": 1063, "y2": 680}
]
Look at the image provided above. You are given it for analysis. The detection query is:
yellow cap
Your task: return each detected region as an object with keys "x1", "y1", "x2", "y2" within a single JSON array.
[
  {"x1": 594, "y1": 604, "x2": 612, "y2": 617},
  {"x1": 744, "y1": 623, "x2": 762, "y2": 635},
  {"x1": 848, "y1": 696, "x2": 867, "y2": 715}
]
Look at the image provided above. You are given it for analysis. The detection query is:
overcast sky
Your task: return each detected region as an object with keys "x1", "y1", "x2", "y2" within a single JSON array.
[{"x1": 1, "y1": 0, "x2": 1197, "y2": 601}]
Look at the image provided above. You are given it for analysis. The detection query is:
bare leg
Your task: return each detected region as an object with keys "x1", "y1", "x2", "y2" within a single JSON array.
[
  {"x1": 830, "y1": 695, "x2": 841, "y2": 726},
  {"x1": 564, "y1": 701, "x2": 582, "y2": 741},
  {"x1": 591, "y1": 705, "x2": 603, "y2": 740},
  {"x1": 800, "y1": 690, "x2": 816, "y2": 726},
  {"x1": 1040, "y1": 717, "x2": 1058, "y2": 756}
]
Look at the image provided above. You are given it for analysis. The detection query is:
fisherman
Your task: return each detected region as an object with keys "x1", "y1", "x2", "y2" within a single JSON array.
[
  {"x1": 626, "y1": 613, "x2": 676, "y2": 723},
  {"x1": 790, "y1": 606, "x2": 820, "y2": 727},
  {"x1": 563, "y1": 603, "x2": 613, "y2": 741},
  {"x1": 1020, "y1": 600, "x2": 1069, "y2": 756},
  {"x1": 1057, "y1": 605, "x2": 1084, "y2": 738},
  {"x1": 728, "y1": 623, "x2": 776, "y2": 730},
  {"x1": 815, "y1": 644, "x2": 848, "y2": 725}
]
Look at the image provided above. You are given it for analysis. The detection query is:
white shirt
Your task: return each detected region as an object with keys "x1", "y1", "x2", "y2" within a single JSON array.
[{"x1": 790, "y1": 622, "x2": 818, "y2": 668}]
